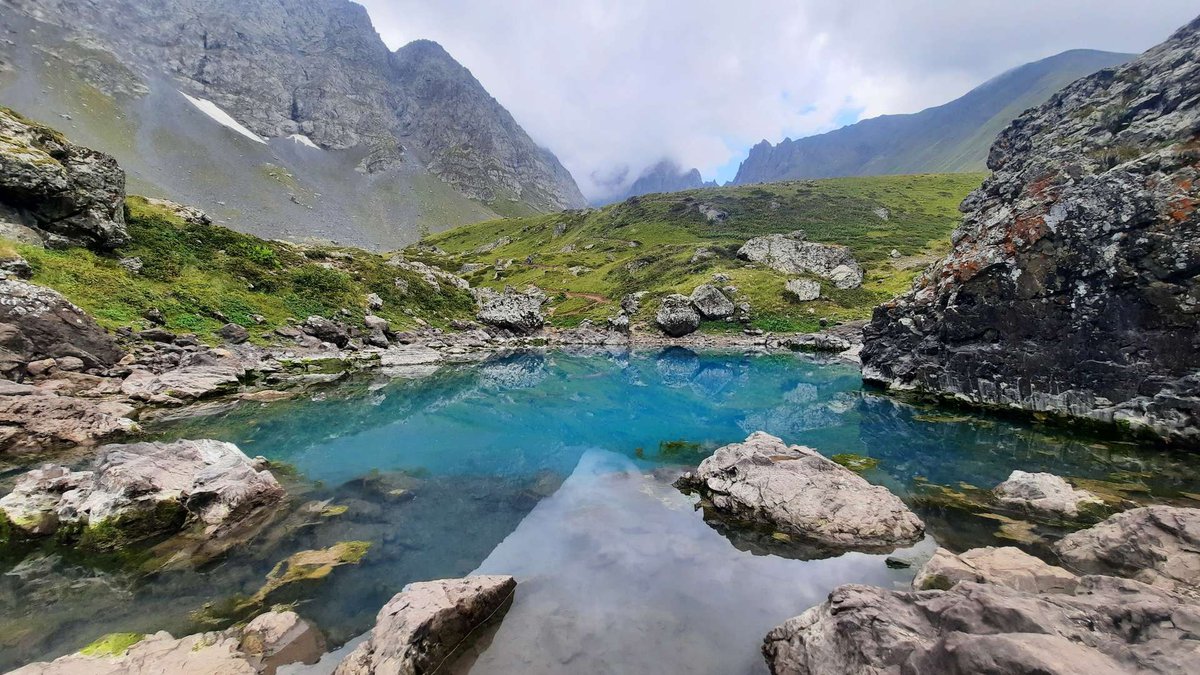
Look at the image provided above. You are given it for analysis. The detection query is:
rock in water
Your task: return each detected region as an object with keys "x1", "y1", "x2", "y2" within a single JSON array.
[
  {"x1": 861, "y1": 16, "x2": 1200, "y2": 445},
  {"x1": 993, "y1": 470, "x2": 1104, "y2": 518},
  {"x1": 1054, "y1": 505, "x2": 1200, "y2": 594},
  {"x1": 476, "y1": 286, "x2": 546, "y2": 335},
  {"x1": 689, "y1": 284, "x2": 734, "y2": 320},
  {"x1": 676, "y1": 432, "x2": 924, "y2": 550},
  {"x1": 913, "y1": 546, "x2": 1078, "y2": 593},
  {"x1": 0, "y1": 107, "x2": 127, "y2": 250},
  {"x1": 737, "y1": 233, "x2": 864, "y2": 289},
  {"x1": 655, "y1": 294, "x2": 701, "y2": 337},
  {"x1": 0, "y1": 279, "x2": 123, "y2": 371},
  {"x1": 762, "y1": 576, "x2": 1200, "y2": 675},
  {"x1": 334, "y1": 575, "x2": 517, "y2": 675},
  {"x1": 0, "y1": 439, "x2": 284, "y2": 548}
]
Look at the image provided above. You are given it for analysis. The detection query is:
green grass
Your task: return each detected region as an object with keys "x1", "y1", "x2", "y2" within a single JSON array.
[
  {"x1": 11, "y1": 196, "x2": 476, "y2": 342},
  {"x1": 79, "y1": 632, "x2": 144, "y2": 657},
  {"x1": 416, "y1": 174, "x2": 983, "y2": 331}
]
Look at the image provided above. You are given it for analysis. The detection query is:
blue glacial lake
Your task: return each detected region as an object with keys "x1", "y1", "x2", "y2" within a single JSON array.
[{"x1": 4, "y1": 348, "x2": 1199, "y2": 673}]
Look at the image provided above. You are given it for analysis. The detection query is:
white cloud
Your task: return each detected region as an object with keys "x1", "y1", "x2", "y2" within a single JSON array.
[{"x1": 357, "y1": 0, "x2": 1198, "y2": 200}]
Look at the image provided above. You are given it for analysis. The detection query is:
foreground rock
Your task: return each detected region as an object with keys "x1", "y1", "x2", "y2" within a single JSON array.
[
  {"x1": 0, "y1": 439, "x2": 284, "y2": 549},
  {"x1": 655, "y1": 294, "x2": 701, "y2": 337},
  {"x1": 475, "y1": 286, "x2": 546, "y2": 335},
  {"x1": 993, "y1": 470, "x2": 1104, "y2": 518},
  {"x1": 9, "y1": 610, "x2": 322, "y2": 675},
  {"x1": 0, "y1": 393, "x2": 135, "y2": 453},
  {"x1": 1055, "y1": 505, "x2": 1200, "y2": 595},
  {"x1": 0, "y1": 106, "x2": 127, "y2": 250},
  {"x1": 120, "y1": 365, "x2": 244, "y2": 403},
  {"x1": 335, "y1": 575, "x2": 517, "y2": 675},
  {"x1": 913, "y1": 546, "x2": 1078, "y2": 593},
  {"x1": 738, "y1": 231, "x2": 864, "y2": 289},
  {"x1": 676, "y1": 432, "x2": 923, "y2": 551},
  {"x1": 861, "y1": 17, "x2": 1200, "y2": 444},
  {"x1": 0, "y1": 278, "x2": 124, "y2": 376},
  {"x1": 763, "y1": 576, "x2": 1200, "y2": 675}
]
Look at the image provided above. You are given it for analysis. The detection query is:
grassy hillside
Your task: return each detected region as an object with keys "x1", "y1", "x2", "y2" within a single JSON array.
[
  {"x1": 414, "y1": 174, "x2": 984, "y2": 332},
  {"x1": 7, "y1": 198, "x2": 475, "y2": 343}
]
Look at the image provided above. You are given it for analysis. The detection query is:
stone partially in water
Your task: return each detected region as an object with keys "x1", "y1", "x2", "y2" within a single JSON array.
[
  {"x1": 1054, "y1": 505, "x2": 1200, "y2": 595},
  {"x1": 913, "y1": 546, "x2": 1078, "y2": 593},
  {"x1": 334, "y1": 575, "x2": 517, "y2": 675},
  {"x1": 676, "y1": 432, "x2": 923, "y2": 551},
  {"x1": 993, "y1": 470, "x2": 1104, "y2": 519}
]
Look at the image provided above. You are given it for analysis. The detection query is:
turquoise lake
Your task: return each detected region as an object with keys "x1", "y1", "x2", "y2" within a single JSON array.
[{"x1": 4, "y1": 348, "x2": 1199, "y2": 673}]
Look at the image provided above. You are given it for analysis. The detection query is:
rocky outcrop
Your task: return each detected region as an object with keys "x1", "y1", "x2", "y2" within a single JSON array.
[
  {"x1": 9, "y1": 610, "x2": 323, "y2": 675},
  {"x1": 689, "y1": 283, "x2": 734, "y2": 320},
  {"x1": 913, "y1": 546, "x2": 1078, "y2": 593},
  {"x1": 475, "y1": 286, "x2": 546, "y2": 335},
  {"x1": 676, "y1": 432, "x2": 924, "y2": 551},
  {"x1": 334, "y1": 575, "x2": 517, "y2": 675},
  {"x1": 738, "y1": 231, "x2": 864, "y2": 289},
  {"x1": 0, "y1": 393, "x2": 134, "y2": 453},
  {"x1": 655, "y1": 294, "x2": 701, "y2": 337},
  {"x1": 861, "y1": 17, "x2": 1200, "y2": 444},
  {"x1": 1054, "y1": 506, "x2": 1200, "y2": 594},
  {"x1": 120, "y1": 365, "x2": 244, "y2": 403},
  {"x1": 0, "y1": 278, "x2": 123, "y2": 375},
  {"x1": 0, "y1": 439, "x2": 284, "y2": 549},
  {"x1": 0, "y1": 107, "x2": 127, "y2": 250},
  {"x1": 762, "y1": 576, "x2": 1200, "y2": 675},
  {"x1": 993, "y1": 470, "x2": 1103, "y2": 518}
]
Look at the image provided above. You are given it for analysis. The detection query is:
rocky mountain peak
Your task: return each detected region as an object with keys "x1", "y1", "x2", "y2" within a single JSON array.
[{"x1": 861, "y1": 13, "x2": 1200, "y2": 444}]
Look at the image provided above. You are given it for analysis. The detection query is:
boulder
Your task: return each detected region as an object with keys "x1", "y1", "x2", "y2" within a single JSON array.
[
  {"x1": 365, "y1": 292, "x2": 383, "y2": 310},
  {"x1": 785, "y1": 279, "x2": 821, "y2": 302},
  {"x1": 334, "y1": 575, "x2": 517, "y2": 675},
  {"x1": 1054, "y1": 506, "x2": 1200, "y2": 594},
  {"x1": 0, "y1": 107, "x2": 127, "y2": 250},
  {"x1": 763, "y1": 576, "x2": 1200, "y2": 675},
  {"x1": 620, "y1": 291, "x2": 646, "y2": 314},
  {"x1": 913, "y1": 546, "x2": 1078, "y2": 593},
  {"x1": 476, "y1": 286, "x2": 545, "y2": 335},
  {"x1": 0, "y1": 253, "x2": 32, "y2": 279},
  {"x1": 689, "y1": 284, "x2": 734, "y2": 320},
  {"x1": 860, "y1": 17, "x2": 1200, "y2": 445},
  {"x1": 994, "y1": 470, "x2": 1103, "y2": 518},
  {"x1": 120, "y1": 365, "x2": 243, "y2": 402},
  {"x1": 217, "y1": 323, "x2": 250, "y2": 345},
  {"x1": 9, "y1": 610, "x2": 320, "y2": 675},
  {"x1": 0, "y1": 279, "x2": 123, "y2": 371},
  {"x1": 737, "y1": 233, "x2": 864, "y2": 289},
  {"x1": 676, "y1": 432, "x2": 923, "y2": 551},
  {"x1": 0, "y1": 439, "x2": 284, "y2": 547},
  {"x1": 0, "y1": 394, "x2": 135, "y2": 453},
  {"x1": 141, "y1": 197, "x2": 212, "y2": 226},
  {"x1": 655, "y1": 294, "x2": 701, "y2": 337},
  {"x1": 301, "y1": 316, "x2": 350, "y2": 347},
  {"x1": 387, "y1": 258, "x2": 470, "y2": 291}
]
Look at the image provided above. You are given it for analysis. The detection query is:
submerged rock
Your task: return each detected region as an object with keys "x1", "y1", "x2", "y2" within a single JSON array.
[
  {"x1": 676, "y1": 432, "x2": 924, "y2": 551},
  {"x1": 993, "y1": 470, "x2": 1104, "y2": 518},
  {"x1": 334, "y1": 575, "x2": 517, "y2": 675},
  {"x1": 860, "y1": 17, "x2": 1200, "y2": 444},
  {"x1": 655, "y1": 294, "x2": 701, "y2": 337},
  {"x1": 737, "y1": 233, "x2": 864, "y2": 289},
  {"x1": 1054, "y1": 505, "x2": 1200, "y2": 595},
  {"x1": 0, "y1": 439, "x2": 284, "y2": 549},
  {"x1": 913, "y1": 546, "x2": 1078, "y2": 593},
  {"x1": 762, "y1": 576, "x2": 1200, "y2": 675}
]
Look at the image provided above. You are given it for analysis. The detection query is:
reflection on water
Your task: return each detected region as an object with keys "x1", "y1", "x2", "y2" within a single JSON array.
[{"x1": 3, "y1": 348, "x2": 1200, "y2": 672}]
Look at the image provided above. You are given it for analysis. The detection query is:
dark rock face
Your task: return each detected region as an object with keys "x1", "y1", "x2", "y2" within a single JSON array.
[
  {"x1": 862, "y1": 16, "x2": 1200, "y2": 445},
  {"x1": 0, "y1": 278, "x2": 123, "y2": 372},
  {"x1": 0, "y1": 107, "x2": 127, "y2": 250}
]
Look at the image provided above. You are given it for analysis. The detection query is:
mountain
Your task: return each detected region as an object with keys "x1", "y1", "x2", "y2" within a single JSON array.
[
  {"x1": 861, "y1": 16, "x2": 1200, "y2": 444},
  {"x1": 733, "y1": 49, "x2": 1134, "y2": 185},
  {"x1": 601, "y1": 159, "x2": 716, "y2": 204},
  {"x1": 0, "y1": 0, "x2": 586, "y2": 249}
]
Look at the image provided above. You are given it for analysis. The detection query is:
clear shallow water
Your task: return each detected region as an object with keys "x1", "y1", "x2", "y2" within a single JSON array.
[{"x1": 3, "y1": 348, "x2": 1200, "y2": 673}]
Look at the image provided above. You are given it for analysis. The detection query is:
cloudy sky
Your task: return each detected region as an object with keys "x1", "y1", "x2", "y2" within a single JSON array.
[{"x1": 358, "y1": 0, "x2": 1197, "y2": 200}]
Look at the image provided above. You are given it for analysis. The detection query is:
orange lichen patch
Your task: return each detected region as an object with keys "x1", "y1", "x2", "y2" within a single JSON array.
[
  {"x1": 1169, "y1": 195, "x2": 1196, "y2": 222},
  {"x1": 1179, "y1": 178, "x2": 1194, "y2": 191},
  {"x1": 1004, "y1": 211, "x2": 1050, "y2": 254},
  {"x1": 1024, "y1": 172, "x2": 1062, "y2": 202},
  {"x1": 950, "y1": 258, "x2": 984, "y2": 282}
]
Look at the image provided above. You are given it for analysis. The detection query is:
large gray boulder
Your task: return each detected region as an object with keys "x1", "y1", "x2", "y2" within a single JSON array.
[
  {"x1": 677, "y1": 432, "x2": 923, "y2": 551},
  {"x1": 785, "y1": 279, "x2": 821, "y2": 301},
  {"x1": 655, "y1": 294, "x2": 701, "y2": 337},
  {"x1": 689, "y1": 284, "x2": 734, "y2": 320},
  {"x1": 301, "y1": 316, "x2": 350, "y2": 348},
  {"x1": 334, "y1": 575, "x2": 517, "y2": 675},
  {"x1": 763, "y1": 576, "x2": 1200, "y2": 675},
  {"x1": 994, "y1": 470, "x2": 1104, "y2": 518},
  {"x1": 738, "y1": 232, "x2": 864, "y2": 289},
  {"x1": 0, "y1": 439, "x2": 284, "y2": 548},
  {"x1": 475, "y1": 286, "x2": 546, "y2": 335},
  {"x1": 913, "y1": 546, "x2": 1078, "y2": 593},
  {"x1": 0, "y1": 107, "x2": 127, "y2": 250},
  {"x1": 0, "y1": 393, "x2": 135, "y2": 453},
  {"x1": 0, "y1": 279, "x2": 124, "y2": 373},
  {"x1": 1055, "y1": 506, "x2": 1200, "y2": 594},
  {"x1": 120, "y1": 365, "x2": 244, "y2": 403}
]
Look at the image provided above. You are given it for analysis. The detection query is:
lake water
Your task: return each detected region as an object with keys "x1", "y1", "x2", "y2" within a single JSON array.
[{"x1": 3, "y1": 348, "x2": 1199, "y2": 673}]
